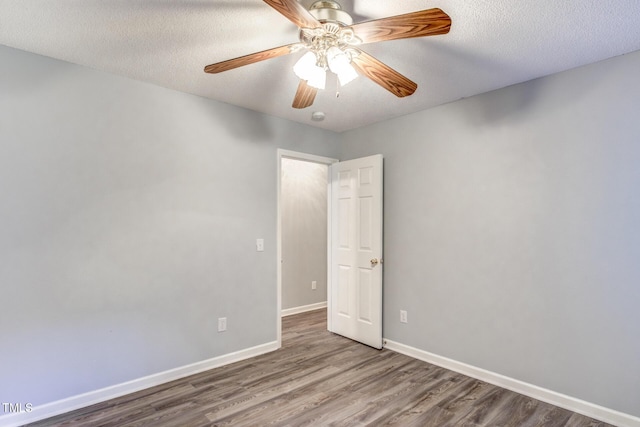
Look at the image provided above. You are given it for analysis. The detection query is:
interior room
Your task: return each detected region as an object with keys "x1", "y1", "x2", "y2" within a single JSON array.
[
  {"x1": 280, "y1": 157, "x2": 329, "y2": 316},
  {"x1": 1, "y1": 1, "x2": 639, "y2": 426}
]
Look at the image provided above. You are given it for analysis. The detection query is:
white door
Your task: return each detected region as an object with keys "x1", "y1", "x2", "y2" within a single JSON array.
[{"x1": 329, "y1": 154, "x2": 383, "y2": 349}]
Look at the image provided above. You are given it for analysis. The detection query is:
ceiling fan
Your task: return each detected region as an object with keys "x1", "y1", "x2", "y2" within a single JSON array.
[{"x1": 204, "y1": 0, "x2": 451, "y2": 109}]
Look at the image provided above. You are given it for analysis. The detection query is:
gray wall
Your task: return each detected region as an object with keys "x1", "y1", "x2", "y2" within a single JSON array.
[
  {"x1": 281, "y1": 158, "x2": 328, "y2": 310},
  {"x1": 339, "y1": 50, "x2": 640, "y2": 417},
  {"x1": 0, "y1": 45, "x2": 340, "y2": 407}
]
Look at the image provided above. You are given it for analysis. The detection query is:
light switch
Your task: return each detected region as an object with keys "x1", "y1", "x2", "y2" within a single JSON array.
[{"x1": 256, "y1": 238, "x2": 264, "y2": 252}]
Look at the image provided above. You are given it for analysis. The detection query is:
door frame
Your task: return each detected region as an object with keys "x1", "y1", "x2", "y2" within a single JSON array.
[{"x1": 276, "y1": 149, "x2": 338, "y2": 348}]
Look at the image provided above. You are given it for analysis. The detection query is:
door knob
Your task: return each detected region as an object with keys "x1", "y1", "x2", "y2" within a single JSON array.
[{"x1": 370, "y1": 258, "x2": 379, "y2": 266}]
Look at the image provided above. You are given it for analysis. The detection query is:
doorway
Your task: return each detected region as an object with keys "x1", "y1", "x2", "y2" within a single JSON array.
[{"x1": 277, "y1": 150, "x2": 337, "y2": 347}]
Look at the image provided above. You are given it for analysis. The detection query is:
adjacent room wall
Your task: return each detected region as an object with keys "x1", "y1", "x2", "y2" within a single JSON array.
[
  {"x1": 281, "y1": 158, "x2": 328, "y2": 311},
  {"x1": 0, "y1": 45, "x2": 340, "y2": 409},
  {"x1": 339, "y1": 50, "x2": 640, "y2": 417}
]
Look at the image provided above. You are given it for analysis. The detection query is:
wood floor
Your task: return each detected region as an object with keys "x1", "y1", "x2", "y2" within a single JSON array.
[{"x1": 29, "y1": 309, "x2": 614, "y2": 427}]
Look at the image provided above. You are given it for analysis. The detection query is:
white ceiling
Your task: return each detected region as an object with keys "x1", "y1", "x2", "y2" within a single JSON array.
[{"x1": 1, "y1": 1, "x2": 639, "y2": 132}]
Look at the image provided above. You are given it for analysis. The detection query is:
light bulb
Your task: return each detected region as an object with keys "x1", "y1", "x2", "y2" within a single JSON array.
[
  {"x1": 293, "y1": 51, "x2": 326, "y2": 90},
  {"x1": 327, "y1": 47, "x2": 358, "y2": 86}
]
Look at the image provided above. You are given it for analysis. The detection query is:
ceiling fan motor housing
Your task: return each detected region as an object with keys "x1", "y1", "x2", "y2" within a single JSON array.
[{"x1": 308, "y1": 0, "x2": 353, "y2": 26}]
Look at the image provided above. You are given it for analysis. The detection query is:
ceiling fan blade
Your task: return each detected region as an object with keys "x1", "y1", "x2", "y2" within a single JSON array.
[
  {"x1": 263, "y1": 0, "x2": 322, "y2": 29},
  {"x1": 351, "y1": 50, "x2": 417, "y2": 98},
  {"x1": 204, "y1": 43, "x2": 300, "y2": 74},
  {"x1": 350, "y1": 8, "x2": 451, "y2": 44},
  {"x1": 292, "y1": 79, "x2": 317, "y2": 109}
]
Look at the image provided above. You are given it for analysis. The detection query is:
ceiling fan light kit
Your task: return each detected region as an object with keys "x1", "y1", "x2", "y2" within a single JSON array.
[
  {"x1": 204, "y1": 0, "x2": 451, "y2": 111},
  {"x1": 293, "y1": 51, "x2": 327, "y2": 89},
  {"x1": 293, "y1": 20, "x2": 360, "y2": 89},
  {"x1": 327, "y1": 46, "x2": 358, "y2": 86}
]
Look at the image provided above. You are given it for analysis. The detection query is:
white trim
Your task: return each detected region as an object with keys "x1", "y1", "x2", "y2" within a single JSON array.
[
  {"x1": 0, "y1": 341, "x2": 278, "y2": 427},
  {"x1": 281, "y1": 301, "x2": 327, "y2": 317},
  {"x1": 276, "y1": 149, "x2": 338, "y2": 348},
  {"x1": 278, "y1": 149, "x2": 337, "y2": 165},
  {"x1": 383, "y1": 339, "x2": 640, "y2": 427}
]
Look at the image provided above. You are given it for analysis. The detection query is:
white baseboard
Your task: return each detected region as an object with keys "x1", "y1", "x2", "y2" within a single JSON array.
[
  {"x1": 383, "y1": 339, "x2": 640, "y2": 427},
  {"x1": 0, "y1": 341, "x2": 279, "y2": 427},
  {"x1": 6, "y1": 337, "x2": 635, "y2": 427},
  {"x1": 281, "y1": 301, "x2": 327, "y2": 317}
]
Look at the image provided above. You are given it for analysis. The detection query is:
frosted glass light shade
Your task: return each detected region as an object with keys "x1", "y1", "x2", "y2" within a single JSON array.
[
  {"x1": 293, "y1": 52, "x2": 326, "y2": 90},
  {"x1": 327, "y1": 47, "x2": 358, "y2": 86}
]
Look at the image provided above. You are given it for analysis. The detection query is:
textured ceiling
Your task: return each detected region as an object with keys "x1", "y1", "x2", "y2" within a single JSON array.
[{"x1": 1, "y1": 0, "x2": 640, "y2": 132}]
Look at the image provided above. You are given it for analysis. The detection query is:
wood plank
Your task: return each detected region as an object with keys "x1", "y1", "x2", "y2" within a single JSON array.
[{"x1": 28, "y1": 309, "x2": 617, "y2": 427}]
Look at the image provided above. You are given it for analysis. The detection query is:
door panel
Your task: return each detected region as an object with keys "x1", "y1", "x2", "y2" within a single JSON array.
[
  {"x1": 338, "y1": 199, "x2": 351, "y2": 249},
  {"x1": 337, "y1": 265, "x2": 350, "y2": 316},
  {"x1": 359, "y1": 197, "x2": 373, "y2": 250},
  {"x1": 358, "y1": 268, "x2": 373, "y2": 323},
  {"x1": 329, "y1": 154, "x2": 383, "y2": 349}
]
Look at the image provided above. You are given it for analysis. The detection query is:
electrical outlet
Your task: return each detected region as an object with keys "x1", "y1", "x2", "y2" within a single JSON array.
[
  {"x1": 400, "y1": 310, "x2": 408, "y2": 324},
  {"x1": 312, "y1": 281, "x2": 317, "y2": 290},
  {"x1": 256, "y1": 239, "x2": 264, "y2": 252},
  {"x1": 218, "y1": 317, "x2": 227, "y2": 332}
]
